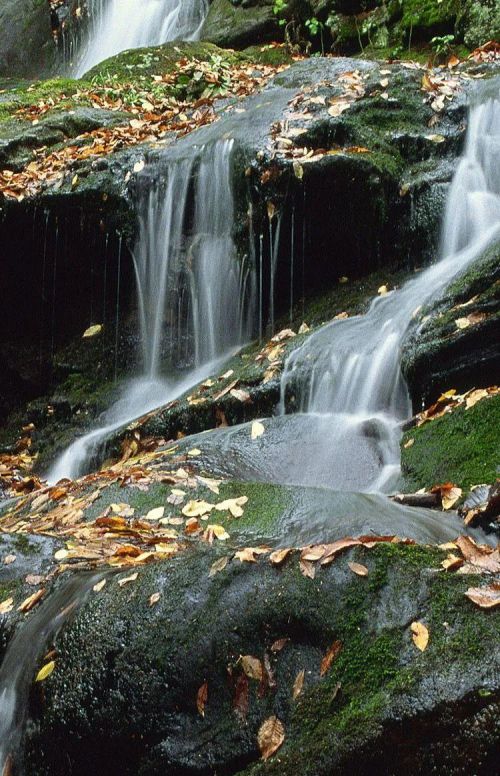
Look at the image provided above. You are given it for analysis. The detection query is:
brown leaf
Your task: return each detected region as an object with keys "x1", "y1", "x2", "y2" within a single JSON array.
[
  {"x1": 209, "y1": 556, "x2": 229, "y2": 577},
  {"x1": 257, "y1": 716, "x2": 285, "y2": 760},
  {"x1": 320, "y1": 640, "x2": 342, "y2": 676},
  {"x1": 18, "y1": 588, "x2": 45, "y2": 613},
  {"x1": 271, "y1": 638, "x2": 289, "y2": 653},
  {"x1": 348, "y1": 561, "x2": 368, "y2": 577},
  {"x1": 269, "y1": 548, "x2": 292, "y2": 566},
  {"x1": 410, "y1": 621, "x2": 429, "y2": 651},
  {"x1": 233, "y1": 673, "x2": 249, "y2": 721},
  {"x1": 293, "y1": 669, "x2": 305, "y2": 700},
  {"x1": 441, "y1": 554, "x2": 464, "y2": 571},
  {"x1": 197, "y1": 681, "x2": 208, "y2": 717},
  {"x1": 240, "y1": 655, "x2": 263, "y2": 681},
  {"x1": 149, "y1": 592, "x2": 161, "y2": 606},
  {"x1": 465, "y1": 583, "x2": 500, "y2": 609},
  {"x1": 299, "y1": 558, "x2": 316, "y2": 579}
]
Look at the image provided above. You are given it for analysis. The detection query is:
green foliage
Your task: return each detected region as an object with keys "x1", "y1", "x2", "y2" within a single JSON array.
[
  {"x1": 273, "y1": 0, "x2": 288, "y2": 27},
  {"x1": 430, "y1": 33, "x2": 455, "y2": 57}
]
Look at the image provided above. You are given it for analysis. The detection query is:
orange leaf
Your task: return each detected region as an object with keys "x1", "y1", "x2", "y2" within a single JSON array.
[
  {"x1": 320, "y1": 640, "x2": 342, "y2": 676},
  {"x1": 197, "y1": 681, "x2": 208, "y2": 717},
  {"x1": 257, "y1": 716, "x2": 285, "y2": 760}
]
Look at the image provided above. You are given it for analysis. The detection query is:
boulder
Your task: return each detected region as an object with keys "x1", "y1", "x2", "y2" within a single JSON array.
[{"x1": 0, "y1": 0, "x2": 54, "y2": 78}]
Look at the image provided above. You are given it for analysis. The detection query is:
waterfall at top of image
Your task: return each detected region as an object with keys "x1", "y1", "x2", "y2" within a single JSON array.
[
  {"x1": 70, "y1": 0, "x2": 208, "y2": 77},
  {"x1": 47, "y1": 139, "x2": 254, "y2": 483},
  {"x1": 276, "y1": 86, "x2": 500, "y2": 493}
]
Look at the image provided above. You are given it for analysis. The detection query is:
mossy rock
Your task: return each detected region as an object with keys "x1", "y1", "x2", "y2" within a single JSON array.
[
  {"x1": 201, "y1": 0, "x2": 278, "y2": 49},
  {"x1": 19, "y1": 542, "x2": 499, "y2": 775},
  {"x1": 402, "y1": 241, "x2": 500, "y2": 407},
  {"x1": 0, "y1": 0, "x2": 54, "y2": 78},
  {"x1": 401, "y1": 393, "x2": 500, "y2": 491}
]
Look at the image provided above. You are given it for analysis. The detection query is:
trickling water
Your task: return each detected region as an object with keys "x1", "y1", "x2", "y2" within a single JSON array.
[
  {"x1": 48, "y1": 140, "x2": 253, "y2": 482},
  {"x1": 279, "y1": 89, "x2": 500, "y2": 492},
  {"x1": 0, "y1": 572, "x2": 105, "y2": 775},
  {"x1": 71, "y1": 0, "x2": 208, "y2": 77}
]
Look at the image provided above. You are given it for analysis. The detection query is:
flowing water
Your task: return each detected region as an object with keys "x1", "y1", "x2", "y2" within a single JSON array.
[
  {"x1": 188, "y1": 89, "x2": 500, "y2": 494},
  {"x1": 0, "y1": 572, "x2": 106, "y2": 775},
  {"x1": 70, "y1": 0, "x2": 208, "y2": 77},
  {"x1": 48, "y1": 140, "x2": 253, "y2": 482}
]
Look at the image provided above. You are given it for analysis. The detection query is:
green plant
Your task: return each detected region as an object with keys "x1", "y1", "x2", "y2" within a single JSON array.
[
  {"x1": 273, "y1": 0, "x2": 288, "y2": 27},
  {"x1": 430, "y1": 33, "x2": 455, "y2": 58},
  {"x1": 305, "y1": 17, "x2": 325, "y2": 54}
]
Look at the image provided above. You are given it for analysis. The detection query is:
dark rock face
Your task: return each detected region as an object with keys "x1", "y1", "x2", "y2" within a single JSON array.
[
  {"x1": 18, "y1": 544, "x2": 500, "y2": 776},
  {"x1": 402, "y1": 241, "x2": 500, "y2": 408},
  {"x1": 0, "y1": 0, "x2": 54, "y2": 78}
]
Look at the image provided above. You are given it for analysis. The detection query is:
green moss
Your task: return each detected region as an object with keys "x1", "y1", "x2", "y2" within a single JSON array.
[
  {"x1": 398, "y1": 0, "x2": 460, "y2": 31},
  {"x1": 402, "y1": 394, "x2": 500, "y2": 490},
  {"x1": 12, "y1": 532, "x2": 41, "y2": 555}
]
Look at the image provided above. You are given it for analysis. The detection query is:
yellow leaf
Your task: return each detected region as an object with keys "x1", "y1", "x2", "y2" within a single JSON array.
[
  {"x1": 211, "y1": 524, "x2": 230, "y2": 541},
  {"x1": 348, "y1": 561, "x2": 368, "y2": 577},
  {"x1": 93, "y1": 579, "x2": 107, "y2": 593},
  {"x1": 455, "y1": 317, "x2": 470, "y2": 329},
  {"x1": 410, "y1": 621, "x2": 429, "y2": 651},
  {"x1": 71, "y1": 174, "x2": 79, "y2": 188},
  {"x1": 54, "y1": 548, "x2": 69, "y2": 561},
  {"x1": 240, "y1": 655, "x2": 263, "y2": 680},
  {"x1": 118, "y1": 572, "x2": 138, "y2": 587},
  {"x1": 35, "y1": 660, "x2": 55, "y2": 682},
  {"x1": 149, "y1": 592, "x2": 161, "y2": 606},
  {"x1": 293, "y1": 160, "x2": 304, "y2": 180},
  {"x1": 269, "y1": 548, "x2": 292, "y2": 566},
  {"x1": 257, "y1": 716, "x2": 285, "y2": 760},
  {"x1": 215, "y1": 496, "x2": 248, "y2": 517},
  {"x1": 0, "y1": 597, "x2": 14, "y2": 614},
  {"x1": 235, "y1": 547, "x2": 269, "y2": 563},
  {"x1": 182, "y1": 500, "x2": 215, "y2": 518},
  {"x1": 251, "y1": 421, "x2": 265, "y2": 440},
  {"x1": 145, "y1": 506, "x2": 165, "y2": 521},
  {"x1": 209, "y1": 556, "x2": 229, "y2": 576},
  {"x1": 187, "y1": 448, "x2": 201, "y2": 457},
  {"x1": 441, "y1": 486, "x2": 462, "y2": 510},
  {"x1": 378, "y1": 284, "x2": 388, "y2": 295},
  {"x1": 82, "y1": 324, "x2": 103, "y2": 339},
  {"x1": 293, "y1": 669, "x2": 305, "y2": 699}
]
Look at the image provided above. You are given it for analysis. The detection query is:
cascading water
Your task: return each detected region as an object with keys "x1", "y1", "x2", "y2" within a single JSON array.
[
  {"x1": 48, "y1": 139, "x2": 253, "y2": 482},
  {"x1": 70, "y1": 0, "x2": 208, "y2": 77},
  {"x1": 276, "y1": 87, "x2": 500, "y2": 492},
  {"x1": 0, "y1": 572, "x2": 106, "y2": 775}
]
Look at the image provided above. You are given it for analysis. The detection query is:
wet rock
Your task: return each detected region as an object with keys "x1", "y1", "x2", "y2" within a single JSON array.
[
  {"x1": 0, "y1": 0, "x2": 54, "y2": 78},
  {"x1": 402, "y1": 240, "x2": 500, "y2": 407},
  {"x1": 19, "y1": 542, "x2": 500, "y2": 775}
]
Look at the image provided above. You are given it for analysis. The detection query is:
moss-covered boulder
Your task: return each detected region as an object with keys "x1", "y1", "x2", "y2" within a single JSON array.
[
  {"x1": 201, "y1": 0, "x2": 278, "y2": 48},
  {"x1": 402, "y1": 241, "x2": 500, "y2": 407},
  {"x1": 14, "y1": 542, "x2": 500, "y2": 775}
]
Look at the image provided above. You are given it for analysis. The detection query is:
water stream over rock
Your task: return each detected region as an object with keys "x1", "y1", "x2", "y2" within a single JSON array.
[{"x1": 71, "y1": 0, "x2": 208, "y2": 77}]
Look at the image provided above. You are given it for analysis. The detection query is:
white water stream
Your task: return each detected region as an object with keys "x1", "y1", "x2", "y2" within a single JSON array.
[
  {"x1": 72, "y1": 0, "x2": 208, "y2": 77},
  {"x1": 276, "y1": 90, "x2": 500, "y2": 491},
  {"x1": 48, "y1": 140, "x2": 253, "y2": 482}
]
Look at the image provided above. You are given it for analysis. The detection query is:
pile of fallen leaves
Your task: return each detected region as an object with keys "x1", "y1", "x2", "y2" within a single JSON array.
[
  {"x1": 0, "y1": 56, "x2": 286, "y2": 201},
  {"x1": 413, "y1": 386, "x2": 500, "y2": 427}
]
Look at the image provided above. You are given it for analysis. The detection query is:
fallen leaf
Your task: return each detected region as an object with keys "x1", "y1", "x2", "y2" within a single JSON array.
[
  {"x1": 197, "y1": 681, "x2": 208, "y2": 716},
  {"x1": 234, "y1": 547, "x2": 269, "y2": 563},
  {"x1": 209, "y1": 556, "x2": 229, "y2": 576},
  {"x1": 35, "y1": 660, "x2": 55, "y2": 682},
  {"x1": 240, "y1": 655, "x2": 263, "y2": 681},
  {"x1": 293, "y1": 669, "x2": 305, "y2": 699},
  {"x1": 18, "y1": 588, "x2": 45, "y2": 612},
  {"x1": 441, "y1": 554, "x2": 463, "y2": 571},
  {"x1": 0, "y1": 597, "x2": 14, "y2": 614},
  {"x1": 182, "y1": 500, "x2": 215, "y2": 518},
  {"x1": 271, "y1": 638, "x2": 289, "y2": 652},
  {"x1": 215, "y1": 496, "x2": 248, "y2": 518},
  {"x1": 251, "y1": 421, "x2": 265, "y2": 440},
  {"x1": 144, "y1": 506, "x2": 165, "y2": 521},
  {"x1": 82, "y1": 324, "x2": 103, "y2": 338},
  {"x1": 118, "y1": 572, "x2": 138, "y2": 587},
  {"x1": 299, "y1": 558, "x2": 316, "y2": 579},
  {"x1": 378, "y1": 284, "x2": 388, "y2": 295},
  {"x1": 269, "y1": 548, "x2": 292, "y2": 566},
  {"x1": 93, "y1": 579, "x2": 107, "y2": 593},
  {"x1": 149, "y1": 592, "x2": 161, "y2": 606},
  {"x1": 465, "y1": 583, "x2": 500, "y2": 609},
  {"x1": 348, "y1": 561, "x2": 368, "y2": 577},
  {"x1": 410, "y1": 621, "x2": 429, "y2": 651},
  {"x1": 3, "y1": 555, "x2": 16, "y2": 565},
  {"x1": 257, "y1": 716, "x2": 285, "y2": 760},
  {"x1": 133, "y1": 160, "x2": 145, "y2": 173},
  {"x1": 320, "y1": 640, "x2": 342, "y2": 676},
  {"x1": 187, "y1": 448, "x2": 201, "y2": 457},
  {"x1": 233, "y1": 673, "x2": 249, "y2": 720}
]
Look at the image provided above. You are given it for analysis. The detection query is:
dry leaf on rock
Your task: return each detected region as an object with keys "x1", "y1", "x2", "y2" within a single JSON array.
[
  {"x1": 35, "y1": 660, "x2": 56, "y2": 682},
  {"x1": 0, "y1": 597, "x2": 14, "y2": 614},
  {"x1": 465, "y1": 583, "x2": 500, "y2": 609},
  {"x1": 149, "y1": 592, "x2": 161, "y2": 606},
  {"x1": 411, "y1": 621, "x2": 429, "y2": 651},
  {"x1": 240, "y1": 655, "x2": 263, "y2": 681},
  {"x1": 118, "y1": 572, "x2": 138, "y2": 587},
  {"x1": 197, "y1": 681, "x2": 208, "y2": 717},
  {"x1": 257, "y1": 716, "x2": 285, "y2": 760},
  {"x1": 209, "y1": 556, "x2": 229, "y2": 577},
  {"x1": 320, "y1": 640, "x2": 342, "y2": 676},
  {"x1": 348, "y1": 561, "x2": 368, "y2": 577},
  {"x1": 293, "y1": 669, "x2": 305, "y2": 699},
  {"x1": 269, "y1": 548, "x2": 292, "y2": 566},
  {"x1": 251, "y1": 421, "x2": 265, "y2": 440},
  {"x1": 18, "y1": 588, "x2": 45, "y2": 613}
]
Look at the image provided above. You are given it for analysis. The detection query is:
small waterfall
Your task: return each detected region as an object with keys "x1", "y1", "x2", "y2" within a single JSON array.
[
  {"x1": 71, "y1": 0, "x2": 208, "y2": 77},
  {"x1": 0, "y1": 572, "x2": 105, "y2": 776},
  {"x1": 280, "y1": 88, "x2": 500, "y2": 492},
  {"x1": 48, "y1": 140, "x2": 253, "y2": 482}
]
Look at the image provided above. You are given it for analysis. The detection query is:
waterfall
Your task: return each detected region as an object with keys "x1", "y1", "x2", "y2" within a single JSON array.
[
  {"x1": 0, "y1": 572, "x2": 105, "y2": 776},
  {"x1": 48, "y1": 140, "x2": 253, "y2": 482},
  {"x1": 278, "y1": 88, "x2": 500, "y2": 492},
  {"x1": 71, "y1": 0, "x2": 208, "y2": 77}
]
